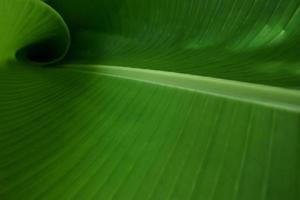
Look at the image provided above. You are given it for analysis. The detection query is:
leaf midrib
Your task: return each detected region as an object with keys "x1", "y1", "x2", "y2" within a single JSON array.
[{"x1": 55, "y1": 64, "x2": 300, "y2": 112}]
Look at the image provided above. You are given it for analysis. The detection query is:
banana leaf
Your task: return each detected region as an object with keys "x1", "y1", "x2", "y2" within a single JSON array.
[{"x1": 0, "y1": 0, "x2": 299, "y2": 199}]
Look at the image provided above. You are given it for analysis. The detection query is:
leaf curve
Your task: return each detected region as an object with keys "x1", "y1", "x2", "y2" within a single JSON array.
[
  {"x1": 0, "y1": 0, "x2": 300, "y2": 200},
  {"x1": 0, "y1": 0, "x2": 70, "y2": 64}
]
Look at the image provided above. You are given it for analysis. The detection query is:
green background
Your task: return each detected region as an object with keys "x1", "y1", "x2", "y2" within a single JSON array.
[{"x1": 0, "y1": 0, "x2": 299, "y2": 199}]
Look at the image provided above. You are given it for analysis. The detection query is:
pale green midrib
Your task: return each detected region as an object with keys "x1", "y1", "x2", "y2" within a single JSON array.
[{"x1": 58, "y1": 64, "x2": 300, "y2": 112}]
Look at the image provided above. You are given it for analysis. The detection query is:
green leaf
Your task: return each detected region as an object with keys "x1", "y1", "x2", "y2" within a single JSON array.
[{"x1": 0, "y1": 0, "x2": 299, "y2": 200}]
